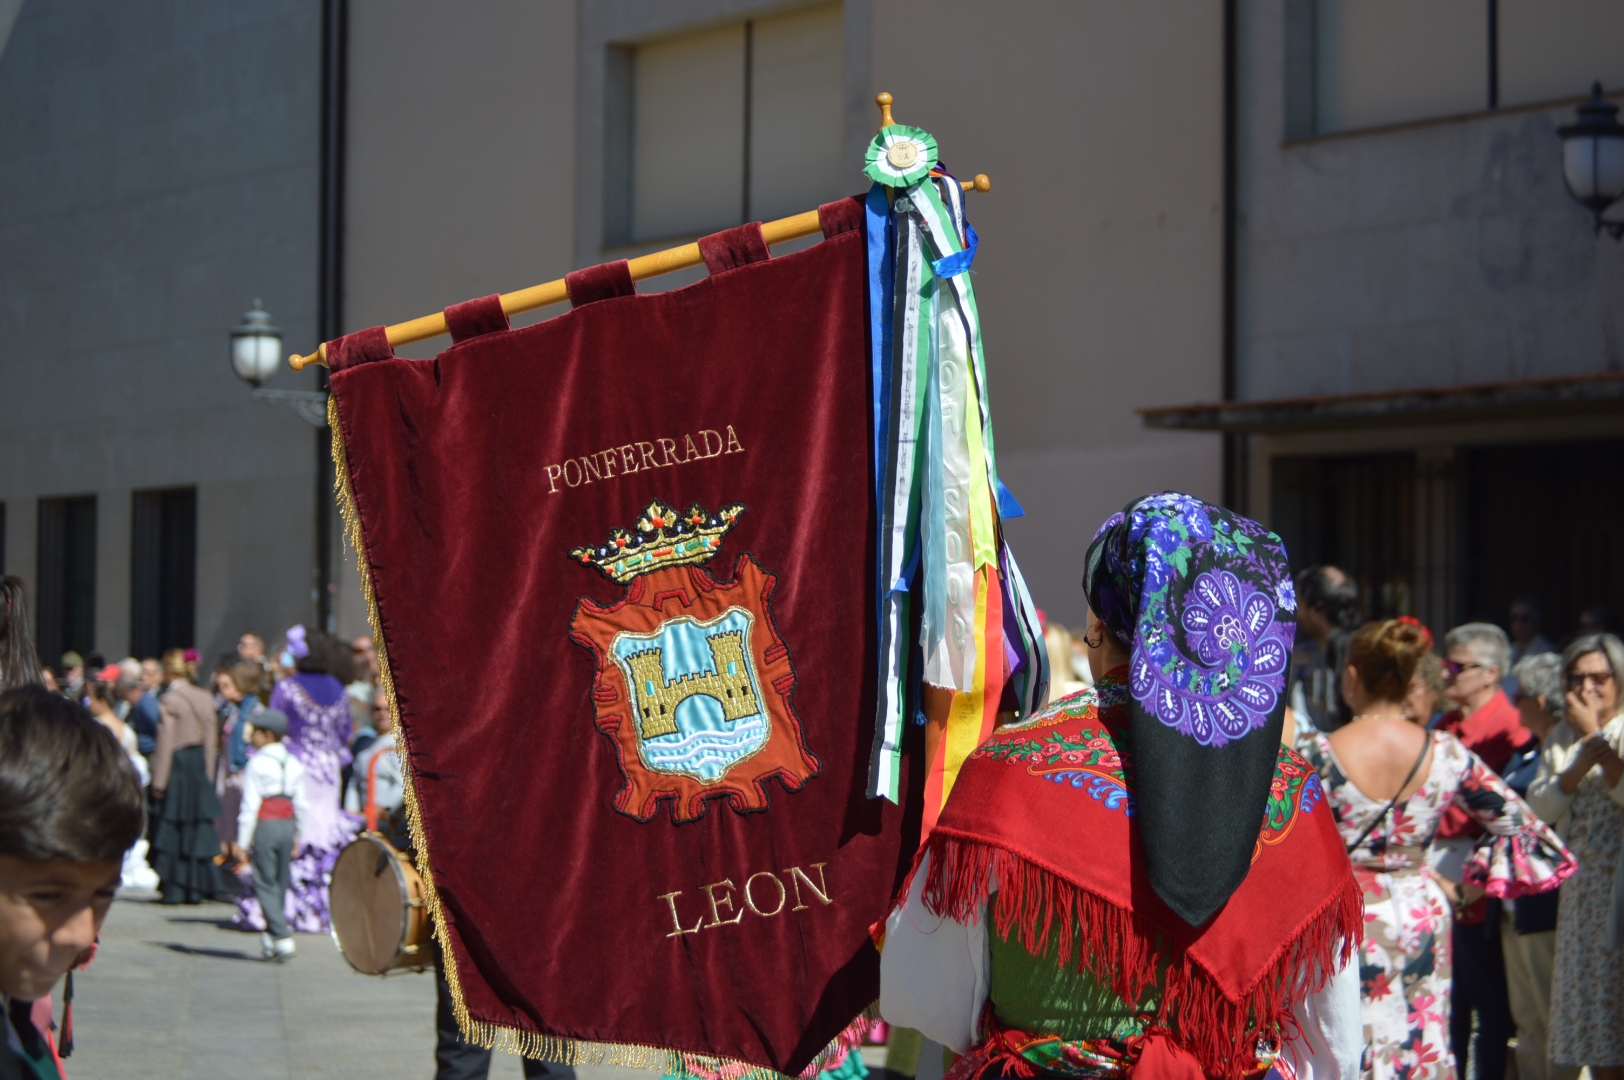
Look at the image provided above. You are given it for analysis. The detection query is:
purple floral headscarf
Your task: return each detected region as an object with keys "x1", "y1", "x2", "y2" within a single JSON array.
[{"x1": 1083, "y1": 492, "x2": 1297, "y2": 925}]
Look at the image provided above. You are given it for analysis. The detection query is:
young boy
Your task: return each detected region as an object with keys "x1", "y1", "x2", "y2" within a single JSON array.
[
  {"x1": 0, "y1": 685, "x2": 145, "y2": 1080},
  {"x1": 230, "y1": 709, "x2": 308, "y2": 962}
]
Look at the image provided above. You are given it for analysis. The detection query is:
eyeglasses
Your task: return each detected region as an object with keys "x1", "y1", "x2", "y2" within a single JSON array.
[
  {"x1": 1566, "y1": 671, "x2": 1616, "y2": 690},
  {"x1": 1442, "y1": 660, "x2": 1486, "y2": 678}
]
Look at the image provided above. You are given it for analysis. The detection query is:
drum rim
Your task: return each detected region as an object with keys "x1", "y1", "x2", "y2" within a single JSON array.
[{"x1": 332, "y1": 832, "x2": 425, "y2": 976}]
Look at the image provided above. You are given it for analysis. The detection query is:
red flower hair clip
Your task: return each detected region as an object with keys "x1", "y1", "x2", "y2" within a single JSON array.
[{"x1": 1396, "y1": 615, "x2": 1434, "y2": 649}]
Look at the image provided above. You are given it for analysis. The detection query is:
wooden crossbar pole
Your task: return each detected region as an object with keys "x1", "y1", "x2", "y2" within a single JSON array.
[
  {"x1": 288, "y1": 175, "x2": 989, "y2": 371},
  {"x1": 290, "y1": 91, "x2": 985, "y2": 371}
]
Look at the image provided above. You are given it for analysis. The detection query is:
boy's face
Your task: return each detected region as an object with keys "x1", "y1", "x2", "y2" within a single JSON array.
[{"x1": 0, "y1": 854, "x2": 121, "y2": 1000}]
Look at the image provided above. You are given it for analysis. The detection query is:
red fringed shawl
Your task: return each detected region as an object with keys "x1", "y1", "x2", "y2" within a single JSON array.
[{"x1": 919, "y1": 682, "x2": 1361, "y2": 1080}]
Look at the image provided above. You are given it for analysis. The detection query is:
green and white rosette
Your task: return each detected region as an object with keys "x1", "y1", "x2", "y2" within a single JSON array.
[{"x1": 864, "y1": 125, "x2": 938, "y2": 188}]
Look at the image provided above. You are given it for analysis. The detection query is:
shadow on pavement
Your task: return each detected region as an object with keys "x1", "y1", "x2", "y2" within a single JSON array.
[
  {"x1": 162, "y1": 914, "x2": 243, "y2": 929},
  {"x1": 148, "y1": 941, "x2": 264, "y2": 963}
]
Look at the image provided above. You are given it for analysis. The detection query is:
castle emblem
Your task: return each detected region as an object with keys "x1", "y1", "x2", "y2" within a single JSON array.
[{"x1": 568, "y1": 499, "x2": 819, "y2": 823}]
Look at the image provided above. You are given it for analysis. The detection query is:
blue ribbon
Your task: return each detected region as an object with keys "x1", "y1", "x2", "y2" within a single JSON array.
[
  {"x1": 996, "y1": 477, "x2": 1025, "y2": 519},
  {"x1": 865, "y1": 184, "x2": 895, "y2": 515},
  {"x1": 931, "y1": 221, "x2": 978, "y2": 278}
]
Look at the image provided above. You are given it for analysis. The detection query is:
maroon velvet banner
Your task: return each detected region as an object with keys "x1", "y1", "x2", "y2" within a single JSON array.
[{"x1": 326, "y1": 202, "x2": 917, "y2": 1075}]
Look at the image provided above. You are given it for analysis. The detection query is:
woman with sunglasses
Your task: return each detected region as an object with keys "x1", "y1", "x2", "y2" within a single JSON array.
[{"x1": 1526, "y1": 633, "x2": 1624, "y2": 1080}]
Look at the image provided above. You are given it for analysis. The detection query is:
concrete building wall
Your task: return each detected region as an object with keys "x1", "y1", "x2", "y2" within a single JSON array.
[
  {"x1": 337, "y1": 0, "x2": 580, "y2": 638},
  {"x1": 869, "y1": 0, "x2": 1225, "y2": 622},
  {"x1": 1237, "y1": 2, "x2": 1624, "y2": 404},
  {"x1": 349, "y1": 0, "x2": 1225, "y2": 627},
  {"x1": 0, "y1": 1, "x2": 326, "y2": 665}
]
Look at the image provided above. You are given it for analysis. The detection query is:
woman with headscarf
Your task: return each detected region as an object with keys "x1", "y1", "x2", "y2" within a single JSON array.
[
  {"x1": 231, "y1": 625, "x2": 357, "y2": 934},
  {"x1": 1298, "y1": 620, "x2": 1573, "y2": 1080},
  {"x1": 881, "y1": 493, "x2": 1365, "y2": 1080}
]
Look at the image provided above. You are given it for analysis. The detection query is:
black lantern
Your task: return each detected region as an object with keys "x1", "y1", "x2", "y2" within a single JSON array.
[{"x1": 1558, "y1": 83, "x2": 1624, "y2": 240}]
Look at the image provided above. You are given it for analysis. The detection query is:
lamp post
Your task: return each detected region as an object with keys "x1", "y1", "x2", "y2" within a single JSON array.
[
  {"x1": 1558, "y1": 83, "x2": 1624, "y2": 240},
  {"x1": 230, "y1": 301, "x2": 336, "y2": 633},
  {"x1": 230, "y1": 300, "x2": 329, "y2": 426}
]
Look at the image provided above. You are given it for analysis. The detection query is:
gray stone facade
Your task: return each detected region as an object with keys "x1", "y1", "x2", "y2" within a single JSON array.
[{"x1": 0, "y1": 1, "x2": 326, "y2": 663}]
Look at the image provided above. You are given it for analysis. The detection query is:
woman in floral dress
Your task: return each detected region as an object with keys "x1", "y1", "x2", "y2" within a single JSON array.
[
  {"x1": 1527, "y1": 634, "x2": 1624, "y2": 1080},
  {"x1": 1301, "y1": 619, "x2": 1573, "y2": 1080},
  {"x1": 232, "y1": 627, "x2": 358, "y2": 933}
]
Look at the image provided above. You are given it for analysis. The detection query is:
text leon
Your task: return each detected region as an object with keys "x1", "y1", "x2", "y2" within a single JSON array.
[
  {"x1": 547, "y1": 426, "x2": 745, "y2": 494},
  {"x1": 658, "y1": 863, "x2": 831, "y2": 937}
]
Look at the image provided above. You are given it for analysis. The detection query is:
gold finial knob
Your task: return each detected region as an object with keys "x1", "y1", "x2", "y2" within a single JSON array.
[
  {"x1": 972, "y1": 174, "x2": 991, "y2": 193},
  {"x1": 876, "y1": 91, "x2": 895, "y2": 130},
  {"x1": 289, "y1": 352, "x2": 307, "y2": 372}
]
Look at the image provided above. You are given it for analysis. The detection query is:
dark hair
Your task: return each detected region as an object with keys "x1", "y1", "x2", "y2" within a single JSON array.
[
  {"x1": 227, "y1": 661, "x2": 264, "y2": 702},
  {"x1": 0, "y1": 686, "x2": 145, "y2": 862},
  {"x1": 1295, "y1": 566, "x2": 1361, "y2": 629},
  {"x1": 85, "y1": 672, "x2": 120, "y2": 710},
  {"x1": 1579, "y1": 604, "x2": 1613, "y2": 632},
  {"x1": 1347, "y1": 619, "x2": 1431, "y2": 704},
  {"x1": 1510, "y1": 594, "x2": 1543, "y2": 621},
  {"x1": 294, "y1": 631, "x2": 356, "y2": 684},
  {"x1": 0, "y1": 577, "x2": 42, "y2": 692}
]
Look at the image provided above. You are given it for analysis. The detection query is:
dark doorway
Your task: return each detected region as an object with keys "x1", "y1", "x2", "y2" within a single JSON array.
[
  {"x1": 131, "y1": 487, "x2": 197, "y2": 657},
  {"x1": 36, "y1": 496, "x2": 98, "y2": 664},
  {"x1": 1462, "y1": 439, "x2": 1624, "y2": 642},
  {"x1": 1271, "y1": 453, "x2": 1417, "y2": 622}
]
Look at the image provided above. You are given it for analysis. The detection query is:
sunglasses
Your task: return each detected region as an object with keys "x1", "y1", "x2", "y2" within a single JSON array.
[
  {"x1": 1442, "y1": 660, "x2": 1486, "y2": 678},
  {"x1": 1566, "y1": 671, "x2": 1615, "y2": 690}
]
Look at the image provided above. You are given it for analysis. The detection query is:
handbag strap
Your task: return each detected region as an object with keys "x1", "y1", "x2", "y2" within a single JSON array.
[{"x1": 1346, "y1": 731, "x2": 1432, "y2": 854}]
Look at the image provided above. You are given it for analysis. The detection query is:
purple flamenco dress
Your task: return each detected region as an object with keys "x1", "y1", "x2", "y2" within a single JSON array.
[{"x1": 232, "y1": 672, "x2": 360, "y2": 933}]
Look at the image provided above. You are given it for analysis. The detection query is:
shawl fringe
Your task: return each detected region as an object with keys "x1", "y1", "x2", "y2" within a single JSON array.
[{"x1": 920, "y1": 833, "x2": 1362, "y2": 1080}]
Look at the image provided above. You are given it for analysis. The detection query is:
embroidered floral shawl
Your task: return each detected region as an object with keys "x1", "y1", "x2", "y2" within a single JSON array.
[{"x1": 921, "y1": 676, "x2": 1360, "y2": 1080}]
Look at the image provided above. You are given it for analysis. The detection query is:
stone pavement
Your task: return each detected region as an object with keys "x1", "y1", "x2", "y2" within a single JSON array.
[{"x1": 65, "y1": 892, "x2": 654, "y2": 1080}]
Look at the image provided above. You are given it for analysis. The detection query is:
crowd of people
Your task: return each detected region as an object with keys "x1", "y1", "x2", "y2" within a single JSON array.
[
  {"x1": 1035, "y1": 571, "x2": 1623, "y2": 1080},
  {"x1": 0, "y1": 575, "x2": 400, "y2": 960},
  {"x1": 0, "y1": 573, "x2": 532, "y2": 1080},
  {"x1": 4, "y1": 507, "x2": 1624, "y2": 1080}
]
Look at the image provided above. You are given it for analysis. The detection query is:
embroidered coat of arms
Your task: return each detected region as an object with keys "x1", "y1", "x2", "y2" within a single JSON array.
[{"x1": 568, "y1": 499, "x2": 820, "y2": 823}]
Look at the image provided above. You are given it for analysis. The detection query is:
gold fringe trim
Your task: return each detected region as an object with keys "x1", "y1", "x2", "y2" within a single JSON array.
[{"x1": 327, "y1": 393, "x2": 874, "y2": 1080}]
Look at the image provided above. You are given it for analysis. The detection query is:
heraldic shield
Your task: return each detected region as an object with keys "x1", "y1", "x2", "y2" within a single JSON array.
[{"x1": 569, "y1": 499, "x2": 820, "y2": 823}]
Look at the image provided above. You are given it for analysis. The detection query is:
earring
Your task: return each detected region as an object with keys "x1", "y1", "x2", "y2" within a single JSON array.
[{"x1": 1083, "y1": 628, "x2": 1105, "y2": 649}]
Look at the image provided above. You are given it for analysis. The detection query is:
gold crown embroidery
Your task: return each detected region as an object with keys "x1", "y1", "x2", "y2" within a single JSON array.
[{"x1": 570, "y1": 499, "x2": 745, "y2": 584}]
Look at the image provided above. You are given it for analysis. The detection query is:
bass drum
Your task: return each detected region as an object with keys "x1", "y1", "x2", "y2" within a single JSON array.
[{"x1": 329, "y1": 833, "x2": 433, "y2": 975}]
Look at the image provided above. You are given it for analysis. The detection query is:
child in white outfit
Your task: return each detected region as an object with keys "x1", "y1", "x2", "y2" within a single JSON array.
[{"x1": 232, "y1": 708, "x2": 310, "y2": 961}]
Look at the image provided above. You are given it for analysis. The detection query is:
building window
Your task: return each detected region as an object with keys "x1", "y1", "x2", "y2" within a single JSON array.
[
  {"x1": 1497, "y1": 0, "x2": 1624, "y2": 108},
  {"x1": 606, "y1": 3, "x2": 844, "y2": 244},
  {"x1": 1308, "y1": 0, "x2": 1485, "y2": 134},
  {"x1": 36, "y1": 496, "x2": 97, "y2": 664},
  {"x1": 1286, "y1": 0, "x2": 1624, "y2": 137},
  {"x1": 131, "y1": 487, "x2": 197, "y2": 657},
  {"x1": 1270, "y1": 453, "x2": 1416, "y2": 620}
]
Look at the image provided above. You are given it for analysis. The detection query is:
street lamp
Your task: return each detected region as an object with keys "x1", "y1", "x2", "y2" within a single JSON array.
[
  {"x1": 1558, "y1": 82, "x2": 1624, "y2": 240},
  {"x1": 231, "y1": 300, "x2": 328, "y2": 427},
  {"x1": 229, "y1": 300, "x2": 283, "y2": 385}
]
